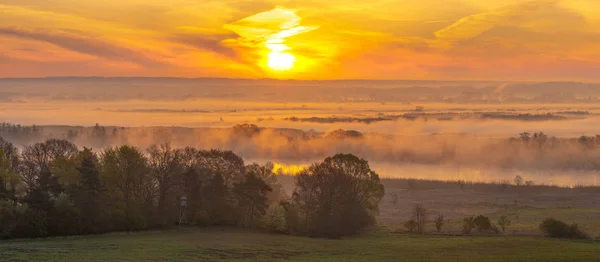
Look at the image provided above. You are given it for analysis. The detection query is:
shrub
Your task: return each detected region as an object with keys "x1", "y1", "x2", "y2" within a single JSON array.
[
  {"x1": 498, "y1": 215, "x2": 511, "y2": 232},
  {"x1": 262, "y1": 205, "x2": 287, "y2": 233},
  {"x1": 539, "y1": 218, "x2": 588, "y2": 239},
  {"x1": 404, "y1": 219, "x2": 417, "y2": 233},
  {"x1": 463, "y1": 216, "x2": 476, "y2": 235},
  {"x1": 474, "y1": 215, "x2": 492, "y2": 232}
]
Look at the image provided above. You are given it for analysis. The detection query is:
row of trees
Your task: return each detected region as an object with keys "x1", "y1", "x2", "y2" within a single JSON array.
[
  {"x1": 402, "y1": 204, "x2": 588, "y2": 239},
  {"x1": 0, "y1": 137, "x2": 385, "y2": 239}
]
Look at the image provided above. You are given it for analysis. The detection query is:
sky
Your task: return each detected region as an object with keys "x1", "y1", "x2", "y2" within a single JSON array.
[{"x1": 0, "y1": 0, "x2": 599, "y2": 81}]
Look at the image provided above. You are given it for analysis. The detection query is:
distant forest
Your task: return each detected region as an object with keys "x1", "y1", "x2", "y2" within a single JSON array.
[{"x1": 1, "y1": 78, "x2": 600, "y2": 103}]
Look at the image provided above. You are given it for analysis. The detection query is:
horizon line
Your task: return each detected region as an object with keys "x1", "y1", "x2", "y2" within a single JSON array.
[{"x1": 0, "y1": 76, "x2": 595, "y2": 84}]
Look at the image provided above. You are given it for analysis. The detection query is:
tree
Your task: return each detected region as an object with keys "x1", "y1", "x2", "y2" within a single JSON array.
[
  {"x1": 473, "y1": 215, "x2": 494, "y2": 233},
  {"x1": 0, "y1": 137, "x2": 19, "y2": 173},
  {"x1": 292, "y1": 170, "x2": 319, "y2": 232},
  {"x1": 147, "y1": 144, "x2": 183, "y2": 225},
  {"x1": 498, "y1": 215, "x2": 511, "y2": 233},
  {"x1": 435, "y1": 214, "x2": 444, "y2": 233},
  {"x1": 72, "y1": 148, "x2": 105, "y2": 234},
  {"x1": 513, "y1": 175, "x2": 524, "y2": 186},
  {"x1": 320, "y1": 154, "x2": 385, "y2": 217},
  {"x1": 413, "y1": 204, "x2": 427, "y2": 234},
  {"x1": 404, "y1": 220, "x2": 417, "y2": 233},
  {"x1": 246, "y1": 162, "x2": 286, "y2": 205},
  {"x1": 0, "y1": 148, "x2": 19, "y2": 206},
  {"x1": 197, "y1": 149, "x2": 246, "y2": 186},
  {"x1": 234, "y1": 172, "x2": 272, "y2": 228},
  {"x1": 101, "y1": 146, "x2": 151, "y2": 230},
  {"x1": 539, "y1": 218, "x2": 587, "y2": 239},
  {"x1": 203, "y1": 173, "x2": 234, "y2": 225},
  {"x1": 292, "y1": 154, "x2": 384, "y2": 237},
  {"x1": 262, "y1": 205, "x2": 287, "y2": 233},
  {"x1": 463, "y1": 216, "x2": 476, "y2": 235},
  {"x1": 20, "y1": 139, "x2": 78, "y2": 190}
]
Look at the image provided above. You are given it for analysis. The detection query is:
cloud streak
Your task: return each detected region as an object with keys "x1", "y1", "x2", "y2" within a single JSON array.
[{"x1": 0, "y1": 27, "x2": 163, "y2": 67}]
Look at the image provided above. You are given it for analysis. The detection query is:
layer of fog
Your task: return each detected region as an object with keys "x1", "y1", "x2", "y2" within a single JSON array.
[{"x1": 4, "y1": 119, "x2": 600, "y2": 187}]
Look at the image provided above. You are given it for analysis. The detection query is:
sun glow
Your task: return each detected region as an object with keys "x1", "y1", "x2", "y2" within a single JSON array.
[
  {"x1": 267, "y1": 51, "x2": 295, "y2": 71},
  {"x1": 223, "y1": 8, "x2": 318, "y2": 74}
]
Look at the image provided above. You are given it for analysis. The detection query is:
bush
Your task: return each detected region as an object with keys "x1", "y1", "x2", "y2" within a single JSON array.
[
  {"x1": 463, "y1": 216, "x2": 475, "y2": 235},
  {"x1": 0, "y1": 200, "x2": 17, "y2": 238},
  {"x1": 474, "y1": 215, "x2": 493, "y2": 232},
  {"x1": 12, "y1": 208, "x2": 48, "y2": 238},
  {"x1": 498, "y1": 215, "x2": 511, "y2": 232},
  {"x1": 539, "y1": 218, "x2": 588, "y2": 239},
  {"x1": 262, "y1": 205, "x2": 287, "y2": 233},
  {"x1": 404, "y1": 219, "x2": 417, "y2": 233}
]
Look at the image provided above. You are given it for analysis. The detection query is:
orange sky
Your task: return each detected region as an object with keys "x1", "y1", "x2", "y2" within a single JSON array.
[{"x1": 1, "y1": 0, "x2": 599, "y2": 80}]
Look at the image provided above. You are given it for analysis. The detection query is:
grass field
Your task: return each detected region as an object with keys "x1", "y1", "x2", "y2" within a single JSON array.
[
  {"x1": 1, "y1": 228, "x2": 600, "y2": 261},
  {"x1": 3, "y1": 179, "x2": 600, "y2": 261}
]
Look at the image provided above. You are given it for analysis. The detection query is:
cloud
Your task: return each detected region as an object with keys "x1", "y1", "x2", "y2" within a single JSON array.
[
  {"x1": 224, "y1": 7, "x2": 318, "y2": 50},
  {"x1": 169, "y1": 33, "x2": 239, "y2": 59},
  {"x1": 434, "y1": 0, "x2": 558, "y2": 42},
  {"x1": 0, "y1": 27, "x2": 163, "y2": 67}
]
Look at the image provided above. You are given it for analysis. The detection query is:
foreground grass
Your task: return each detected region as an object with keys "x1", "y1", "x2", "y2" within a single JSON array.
[{"x1": 1, "y1": 228, "x2": 599, "y2": 261}]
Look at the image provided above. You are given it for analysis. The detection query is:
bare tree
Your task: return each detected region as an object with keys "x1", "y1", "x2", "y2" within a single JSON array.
[
  {"x1": 435, "y1": 214, "x2": 444, "y2": 233},
  {"x1": 413, "y1": 204, "x2": 427, "y2": 234}
]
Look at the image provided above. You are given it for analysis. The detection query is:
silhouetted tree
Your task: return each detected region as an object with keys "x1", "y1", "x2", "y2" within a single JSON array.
[
  {"x1": 513, "y1": 175, "x2": 524, "y2": 186},
  {"x1": 234, "y1": 172, "x2": 272, "y2": 228}
]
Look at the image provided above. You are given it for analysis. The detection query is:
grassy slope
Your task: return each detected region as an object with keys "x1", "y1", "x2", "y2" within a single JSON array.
[{"x1": 1, "y1": 228, "x2": 599, "y2": 262}]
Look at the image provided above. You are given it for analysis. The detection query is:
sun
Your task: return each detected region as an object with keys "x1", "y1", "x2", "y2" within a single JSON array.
[{"x1": 267, "y1": 52, "x2": 295, "y2": 71}]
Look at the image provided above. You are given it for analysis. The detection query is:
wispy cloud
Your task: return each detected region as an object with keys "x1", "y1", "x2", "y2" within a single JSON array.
[{"x1": 0, "y1": 27, "x2": 163, "y2": 67}]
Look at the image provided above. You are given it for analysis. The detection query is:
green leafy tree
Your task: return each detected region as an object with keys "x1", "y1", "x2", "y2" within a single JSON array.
[
  {"x1": 292, "y1": 154, "x2": 385, "y2": 238},
  {"x1": 101, "y1": 145, "x2": 151, "y2": 230},
  {"x1": 262, "y1": 205, "x2": 287, "y2": 233},
  {"x1": 72, "y1": 148, "x2": 105, "y2": 234}
]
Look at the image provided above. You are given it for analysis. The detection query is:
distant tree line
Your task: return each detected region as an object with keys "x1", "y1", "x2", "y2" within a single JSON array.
[{"x1": 0, "y1": 137, "x2": 384, "y2": 239}]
